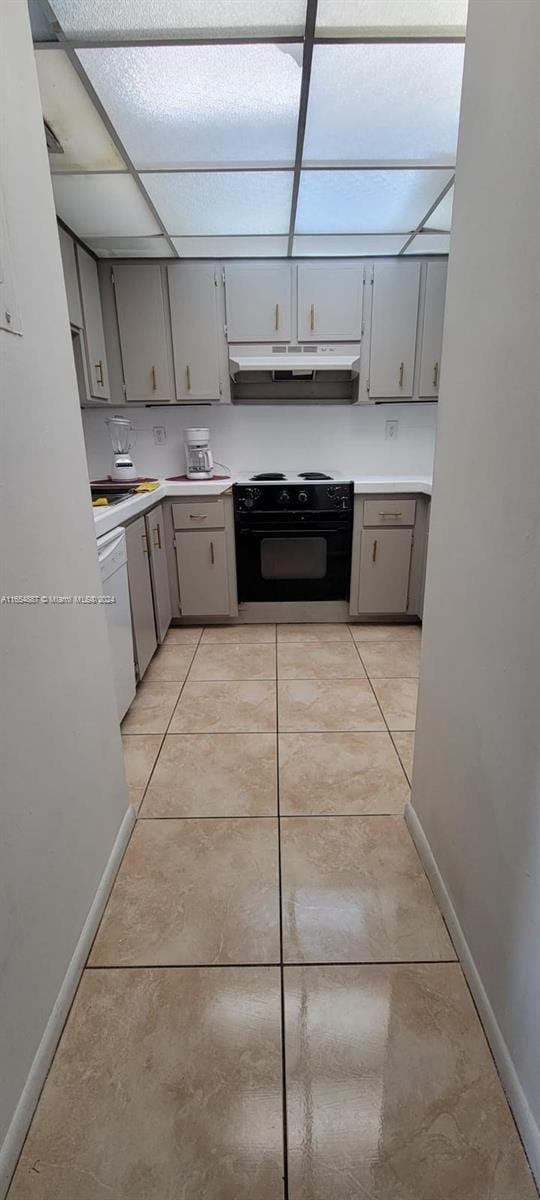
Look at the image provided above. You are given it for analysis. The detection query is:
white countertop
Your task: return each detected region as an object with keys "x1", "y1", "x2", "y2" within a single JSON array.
[{"x1": 93, "y1": 475, "x2": 432, "y2": 537}]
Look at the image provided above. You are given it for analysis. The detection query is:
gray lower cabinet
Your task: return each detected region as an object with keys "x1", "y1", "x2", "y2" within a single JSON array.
[
  {"x1": 358, "y1": 527, "x2": 413, "y2": 614},
  {"x1": 175, "y1": 530, "x2": 230, "y2": 616},
  {"x1": 126, "y1": 516, "x2": 157, "y2": 678},
  {"x1": 145, "y1": 504, "x2": 172, "y2": 642}
]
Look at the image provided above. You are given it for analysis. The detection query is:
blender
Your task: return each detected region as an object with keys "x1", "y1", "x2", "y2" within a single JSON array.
[
  {"x1": 184, "y1": 428, "x2": 214, "y2": 480},
  {"x1": 106, "y1": 416, "x2": 138, "y2": 482}
]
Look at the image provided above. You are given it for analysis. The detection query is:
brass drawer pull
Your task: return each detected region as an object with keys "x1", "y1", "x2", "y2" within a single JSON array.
[
  {"x1": 153, "y1": 523, "x2": 162, "y2": 550},
  {"x1": 189, "y1": 513, "x2": 207, "y2": 520},
  {"x1": 310, "y1": 303, "x2": 315, "y2": 331},
  {"x1": 399, "y1": 361, "x2": 404, "y2": 387},
  {"x1": 379, "y1": 511, "x2": 402, "y2": 518},
  {"x1": 275, "y1": 303, "x2": 279, "y2": 332},
  {"x1": 372, "y1": 539, "x2": 378, "y2": 563},
  {"x1": 433, "y1": 361, "x2": 439, "y2": 388},
  {"x1": 151, "y1": 365, "x2": 157, "y2": 391},
  {"x1": 95, "y1": 360, "x2": 104, "y2": 386},
  {"x1": 186, "y1": 364, "x2": 191, "y2": 391},
  {"x1": 141, "y1": 532, "x2": 149, "y2": 555},
  {"x1": 210, "y1": 540, "x2": 215, "y2": 566}
]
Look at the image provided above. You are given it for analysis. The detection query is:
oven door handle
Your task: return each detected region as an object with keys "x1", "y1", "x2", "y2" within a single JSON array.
[{"x1": 238, "y1": 527, "x2": 341, "y2": 536}]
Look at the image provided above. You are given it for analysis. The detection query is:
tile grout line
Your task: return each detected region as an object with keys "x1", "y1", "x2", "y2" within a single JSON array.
[
  {"x1": 275, "y1": 670, "x2": 290, "y2": 1200},
  {"x1": 85, "y1": 959, "x2": 460, "y2": 971}
]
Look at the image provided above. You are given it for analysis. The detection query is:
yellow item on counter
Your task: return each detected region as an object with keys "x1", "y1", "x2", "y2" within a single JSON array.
[
  {"x1": 134, "y1": 481, "x2": 160, "y2": 493},
  {"x1": 92, "y1": 497, "x2": 109, "y2": 506}
]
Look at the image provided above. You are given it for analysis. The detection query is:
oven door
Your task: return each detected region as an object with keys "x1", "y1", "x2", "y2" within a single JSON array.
[{"x1": 236, "y1": 523, "x2": 352, "y2": 602}]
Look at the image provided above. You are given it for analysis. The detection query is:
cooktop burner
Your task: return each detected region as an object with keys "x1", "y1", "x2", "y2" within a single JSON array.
[
  {"x1": 250, "y1": 472, "x2": 287, "y2": 481},
  {"x1": 298, "y1": 472, "x2": 332, "y2": 480}
]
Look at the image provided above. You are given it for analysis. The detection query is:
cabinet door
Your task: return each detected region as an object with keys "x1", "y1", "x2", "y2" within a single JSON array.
[
  {"x1": 297, "y1": 264, "x2": 363, "y2": 341},
  {"x1": 418, "y1": 261, "x2": 447, "y2": 398},
  {"x1": 58, "y1": 227, "x2": 83, "y2": 328},
  {"x1": 369, "y1": 262, "x2": 420, "y2": 398},
  {"x1": 125, "y1": 516, "x2": 157, "y2": 678},
  {"x1": 145, "y1": 505, "x2": 172, "y2": 643},
  {"x1": 358, "y1": 528, "x2": 413, "y2": 614},
  {"x1": 77, "y1": 246, "x2": 110, "y2": 401},
  {"x1": 168, "y1": 264, "x2": 222, "y2": 401},
  {"x1": 175, "y1": 531, "x2": 230, "y2": 616},
  {"x1": 112, "y1": 265, "x2": 171, "y2": 401},
  {"x1": 224, "y1": 264, "x2": 292, "y2": 342}
]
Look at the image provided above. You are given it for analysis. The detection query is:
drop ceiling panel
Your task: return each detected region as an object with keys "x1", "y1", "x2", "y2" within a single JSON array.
[
  {"x1": 48, "y1": 0, "x2": 307, "y2": 39},
  {"x1": 303, "y1": 43, "x2": 465, "y2": 164},
  {"x1": 85, "y1": 236, "x2": 174, "y2": 257},
  {"x1": 296, "y1": 170, "x2": 453, "y2": 234},
  {"x1": 404, "y1": 232, "x2": 451, "y2": 253},
  {"x1": 35, "y1": 51, "x2": 125, "y2": 173},
  {"x1": 77, "y1": 44, "x2": 302, "y2": 168},
  {"x1": 293, "y1": 234, "x2": 408, "y2": 255},
  {"x1": 425, "y1": 184, "x2": 454, "y2": 230},
  {"x1": 316, "y1": 0, "x2": 468, "y2": 37},
  {"x1": 143, "y1": 172, "x2": 293, "y2": 235},
  {"x1": 52, "y1": 175, "x2": 160, "y2": 237},
  {"x1": 173, "y1": 236, "x2": 289, "y2": 257}
]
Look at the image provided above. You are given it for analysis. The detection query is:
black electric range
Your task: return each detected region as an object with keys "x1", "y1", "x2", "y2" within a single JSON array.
[{"x1": 234, "y1": 475, "x2": 353, "y2": 603}]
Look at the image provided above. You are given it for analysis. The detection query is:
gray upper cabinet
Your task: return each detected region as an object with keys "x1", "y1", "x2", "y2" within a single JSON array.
[
  {"x1": 145, "y1": 504, "x2": 171, "y2": 643},
  {"x1": 418, "y1": 260, "x2": 448, "y2": 398},
  {"x1": 297, "y1": 264, "x2": 363, "y2": 341},
  {"x1": 368, "y1": 261, "x2": 421, "y2": 398},
  {"x1": 358, "y1": 527, "x2": 413, "y2": 614},
  {"x1": 125, "y1": 515, "x2": 158, "y2": 678},
  {"x1": 112, "y1": 265, "x2": 172, "y2": 402},
  {"x1": 224, "y1": 263, "x2": 292, "y2": 342},
  {"x1": 168, "y1": 263, "x2": 223, "y2": 402},
  {"x1": 77, "y1": 246, "x2": 110, "y2": 402},
  {"x1": 58, "y1": 227, "x2": 83, "y2": 328}
]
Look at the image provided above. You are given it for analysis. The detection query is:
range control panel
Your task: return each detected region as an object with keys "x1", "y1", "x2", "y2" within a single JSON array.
[{"x1": 234, "y1": 482, "x2": 353, "y2": 513}]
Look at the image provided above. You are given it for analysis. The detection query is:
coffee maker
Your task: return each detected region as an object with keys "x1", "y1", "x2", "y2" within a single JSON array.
[{"x1": 184, "y1": 428, "x2": 214, "y2": 480}]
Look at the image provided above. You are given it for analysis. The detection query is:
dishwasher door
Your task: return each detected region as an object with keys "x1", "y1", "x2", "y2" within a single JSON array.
[{"x1": 97, "y1": 527, "x2": 136, "y2": 722}]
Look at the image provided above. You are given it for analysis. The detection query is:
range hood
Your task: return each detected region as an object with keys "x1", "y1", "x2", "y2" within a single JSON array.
[
  {"x1": 229, "y1": 343, "x2": 361, "y2": 380},
  {"x1": 228, "y1": 342, "x2": 361, "y2": 404}
]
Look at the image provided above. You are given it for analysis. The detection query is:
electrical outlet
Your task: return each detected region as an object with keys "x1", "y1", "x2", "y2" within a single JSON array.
[
  {"x1": 153, "y1": 426, "x2": 166, "y2": 445},
  {"x1": 385, "y1": 420, "x2": 399, "y2": 440}
]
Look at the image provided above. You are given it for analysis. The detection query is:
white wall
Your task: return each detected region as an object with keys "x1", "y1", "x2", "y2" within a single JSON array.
[
  {"x1": 0, "y1": 3, "x2": 130, "y2": 1190},
  {"x1": 411, "y1": 0, "x2": 540, "y2": 1181},
  {"x1": 82, "y1": 401, "x2": 437, "y2": 480}
]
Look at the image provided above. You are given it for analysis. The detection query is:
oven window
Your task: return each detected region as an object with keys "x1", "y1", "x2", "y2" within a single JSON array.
[{"x1": 261, "y1": 537, "x2": 327, "y2": 580}]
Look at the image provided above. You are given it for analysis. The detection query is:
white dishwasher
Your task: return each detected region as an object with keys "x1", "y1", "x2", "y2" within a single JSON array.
[{"x1": 97, "y1": 526, "x2": 136, "y2": 721}]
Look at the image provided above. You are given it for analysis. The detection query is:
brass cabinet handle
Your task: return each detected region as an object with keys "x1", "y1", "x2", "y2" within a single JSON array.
[
  {"x1": 210, "y1": 540, "x2": 215, "y2": 566},
  {"x1": 310, "y1": 303, "x2": 315, "y2": 331},
  {"x1": 433, "y1": 361, "x2": 439, "y2": 389},
  {"x1": 153, "y1": 523, "x2": 162, "y2": 550},
  {"x1": 186, "y1": 364, "x2": 191, "y2": 391},
  {"x1": 189, "y1": 513, "x2": 207, "y2": 520},
  {"x1": 399, "y1": 361, "x2": 404, "y2": 387},
  {"x1": 95, "y1": 360, "x2": 104, "y2": 386},
  {"x1": 379, "y1": 511, "x2": 402, "y2": 518},
  {"x1": 275, "y1": 303, "x2": 279, "y2": 332},
  {"x1": 151, "y1": 365, "x2": 157, "y2": 391},
  {"x1": 141, "y1": 532, "x2": 149, "y2": 555},
  {"x1": 372, "y1": 539, "x2": 378, "y2": 563}
]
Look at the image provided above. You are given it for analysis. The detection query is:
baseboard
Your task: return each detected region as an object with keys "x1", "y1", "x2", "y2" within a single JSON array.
[
  {"x1": 405, "y1": 802, "x2": 540, "y2": 1188},
  {"x1": 0, "y1": 805, "x2": 136, "y2": 1199}
]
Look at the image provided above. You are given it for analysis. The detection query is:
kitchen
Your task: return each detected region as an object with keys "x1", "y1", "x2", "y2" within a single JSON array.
[
  {"x1": 65, "y1": 242, "x2": 441, "y2": 714},
  {"x1": 2, "y1": 2, "x2": 539, "y2": 1199}
]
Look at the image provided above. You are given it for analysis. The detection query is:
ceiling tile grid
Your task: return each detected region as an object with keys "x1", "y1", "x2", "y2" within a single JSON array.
[{"x1": 31, "y1": 0, "x2": 467, "y2": 257}]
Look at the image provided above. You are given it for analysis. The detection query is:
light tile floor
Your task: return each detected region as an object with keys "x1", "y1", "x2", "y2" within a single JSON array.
[{"x1": 8, "y1": 622, "x2": 537, "y2": 1200}]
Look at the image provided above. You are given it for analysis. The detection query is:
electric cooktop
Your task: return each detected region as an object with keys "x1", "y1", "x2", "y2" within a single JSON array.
[{"x1": 250, "y1": 471, "x2": 334, "y2": 482}]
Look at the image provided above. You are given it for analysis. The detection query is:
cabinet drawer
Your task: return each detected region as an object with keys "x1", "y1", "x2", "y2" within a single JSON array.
[
  {"x1": 363, "y1": 499, "x2": 416, "y2": 527},
  {"x1": 172, "y1": 499, "x2": 225, "y2": 530}
]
